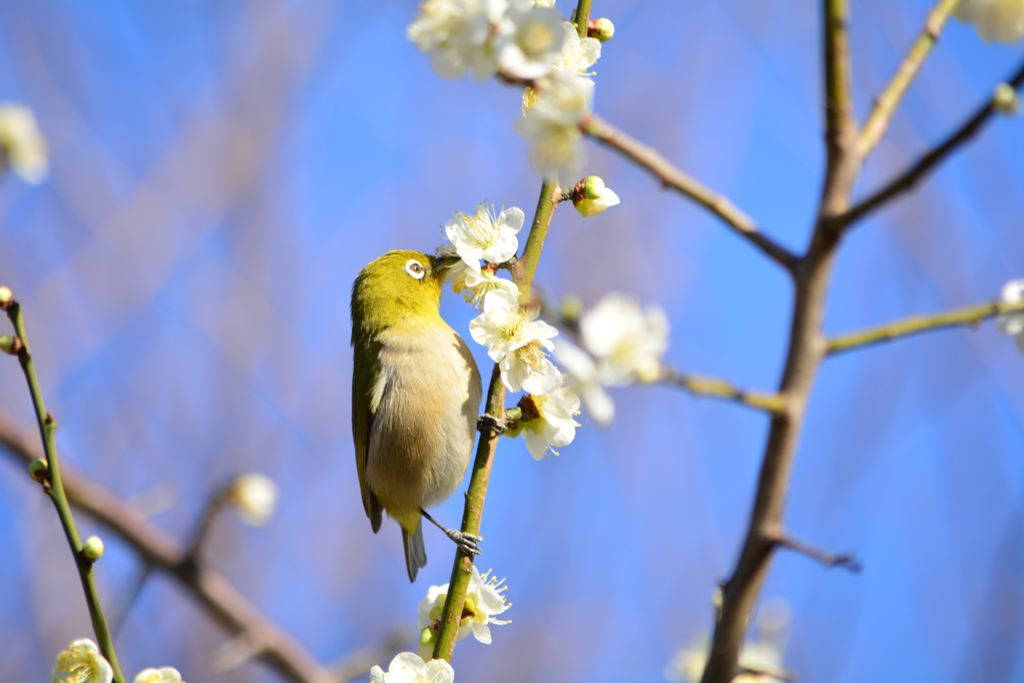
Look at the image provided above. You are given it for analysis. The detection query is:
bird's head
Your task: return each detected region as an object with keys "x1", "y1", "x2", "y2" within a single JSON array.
[{"x1": 351, "y1": 250, "x2": 459, "y2": 338}]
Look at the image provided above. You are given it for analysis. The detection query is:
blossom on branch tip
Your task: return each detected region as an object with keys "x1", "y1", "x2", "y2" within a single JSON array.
[
  {"x1": 0, "y1": 103, "x2": 48, "y2": 184},
  {"x1": 407, "y1": 0, "x2": 506, "y2": 81},
  {"x1": 133, "y1": 668, "x2": 184, "y2": 683},
  {"x1": 573, "y1": 176, "x2": 620, "y2": 217},
  {"x1": 997, "y1": 279, "x2": 1024, "y2": 353},
  {"x1": 369, "y1": 653, "x2": 454, "y2": 683},
  {"x1": 50, "y1": 639, "x2": 113, "y2": 683},
  {"x1": 515, "y1": 70, "x2": 591, "y2": 185},
  {"x1": 445, "y1": 202, "x2": 525, "y2": 266},
  {"x1": 553, "y1": 338, "x2": 615, "y2": 426},
  {"x1": 497, "y1": 1, "x2": 564, "y2": 80},
  {"x1": 417, "y1": 565, "x2": 511, "y2": 656},
  {"x1": 229, "y1": 473, "x2": 278, "y2": 526},
  {"x1": 504, "y1": 387, "x2": 580, "y2": 459},
  {"x1": 469, "y1": 289, "x2": 562, "y2": 394},
  {"x1": 993, "y1": 83, "x2": 1021, "y2": 115},
  {"x1": 955, "y1": 0, "x2": 1024, "y2": 43},
  {"x1": 580, "y1": 294, "x2": 670, "y2": 385}
]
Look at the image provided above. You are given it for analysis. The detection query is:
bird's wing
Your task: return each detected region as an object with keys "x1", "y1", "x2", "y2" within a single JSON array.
[{"x1": 352, "y1": 336, "x2": 384, "y2": 532}]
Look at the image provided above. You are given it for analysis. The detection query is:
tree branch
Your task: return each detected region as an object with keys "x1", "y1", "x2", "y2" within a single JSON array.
[
  {"x1": 833, "y1": 57, "x2": 1024, "y2": 232},
  {"x1": 0, "y1": 408, "x2": 337, "y2": 683},
  {"x1": 2, "y1": 295, "x2": 126, "y2": 683},
  {"x1": 658, "y1": 367, "x2": 788, "y2": 415},
  {"x1": 432, "y1": 179, "x2": 561, "y2": 661},
  {"x1": 769, "y1": 532, "x2": 862, "y2": 573},
  {"x1": 580, "y1": 114, "x2": 798, "y2": 273},
  {"x1": 858, "y1": 0, "x2": 963, "y2": 159},
  {"x1": 702, "y1": 3, "x2": 859, "y2": 682},
  {"x1": 827, "y1": 297, "x2": 1024, "y2": 356}
]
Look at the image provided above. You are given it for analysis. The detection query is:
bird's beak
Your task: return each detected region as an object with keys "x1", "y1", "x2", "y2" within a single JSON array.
[{"x1": 431, "y1": 255, "x2": 461, "y2": 271}]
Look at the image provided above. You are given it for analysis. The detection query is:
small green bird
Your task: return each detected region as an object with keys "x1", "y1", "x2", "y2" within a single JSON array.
[{"x1": 351, "y1": 250, "x2": 484, "y2": 582}]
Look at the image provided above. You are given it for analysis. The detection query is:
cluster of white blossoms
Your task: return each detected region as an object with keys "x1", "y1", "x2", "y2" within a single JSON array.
[
  {"x1": 555, "y1": 294, "x2": 670, "y2": 426},
  {"x1": 408, "y1": 1, "x2": 604, "y2": 186},
  {"x1": 416, "y1": 565, "x2": 511, "y2": 657},
  {"x1": 0, "y1": 103, "x2": 48, "y2": 184},
  {"x1": 50, "y1": 639, "x2": 184, "y2": 683},
  {"x1": 955, "y1": 0, "x2": 1024, "y2": 43},
  {"x1": 436, "y1": 200, "x2": 579, "y2": 459},
  {"x1": 997, "y1": 279, "x2": 1024, "y2": 352},
  {"x1": 370, "y1": 653, "x2": 454, "y2": 683}
]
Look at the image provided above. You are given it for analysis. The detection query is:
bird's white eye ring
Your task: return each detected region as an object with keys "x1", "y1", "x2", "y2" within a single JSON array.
[{"x1": 405, "y1": 259, "x2": 425, "y2": 279}]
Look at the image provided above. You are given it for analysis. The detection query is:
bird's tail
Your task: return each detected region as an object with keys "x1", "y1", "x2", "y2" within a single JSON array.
[{"x1": 402, "y1": 520, "x2": 427, "y2": 583}]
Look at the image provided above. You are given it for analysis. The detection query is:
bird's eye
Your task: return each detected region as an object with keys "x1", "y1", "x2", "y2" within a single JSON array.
[{"x1": 405, "y1": 259, "x2": 425, "y2": 279}]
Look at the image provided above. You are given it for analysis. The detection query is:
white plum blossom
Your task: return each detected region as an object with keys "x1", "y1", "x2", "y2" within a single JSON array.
[
  {"x1": 50, "y1": 639, "x2": 113, "y2": 683},
  {"x1": 580, "y1": 294, "x2": 670, "y2": 385},
  {"x1": 497, "y1": 1, "x2": 565, "y2": 79},
  {"x1": 229, "y1": 473, "x2": 278, "y2": 526},
  {"x1": 417, "y1": 565, "x2": 511, "y2": 657},
  {"x1": 997, "y1": 279, "x2": 1024, "y2": 353},
  {"x1": 515, "y1": 70, "x2": 592, "y2": 185},
  {"x1": 506, "y1": 386, "x2": 580, "y2": 459},
  {"x1": 453, "y1": 265, "x2": 520, "y2": 309},
  {"x1": 553, "y1": 337, "x2": 615, "y2": 426},
  {"x1": 0, "y1": 103, "x2": 48, "y2": 184},
  {"x1": 407, "y1": 0, "x2": 507, "y2": 81},
  {"x1": 369, "y1": 653, "x2": 454, "y2": 683},
  {"x1": 133, "y1": 668, "x2": 184, "y2": 683},
  {"x1": 445, "y1": 202, "x2": 525, "y2": 266},
  {"x1": 955, "y1": 0, "x2": 1024, "y2": 43},
  {"x1": 470, "y1": 289, "x2": 562, "y2": 394},
  {"x1": 572, "y1": 175, "x2": 619, "y2": 217},
  {"x1": 555, "y1": 20, "x2": 601, "y2": 78}
]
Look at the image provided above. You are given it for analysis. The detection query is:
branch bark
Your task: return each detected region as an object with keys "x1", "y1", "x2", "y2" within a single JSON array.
[
  {"x1": 580, "y1": 114, "x2": 798, "y2": 273},
  {"x1": 0, "y1": 408, "x2": 336, "y2": 683},
  {"x1": 658, "y1": 367, "x2": 787, "y2": 415}
]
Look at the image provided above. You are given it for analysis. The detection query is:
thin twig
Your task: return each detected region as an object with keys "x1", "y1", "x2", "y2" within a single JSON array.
[
  {"x1": 858, "y1": 0, "x2": 963, "y2": 158},
  {"x1": 769, "y1": 532, "x2": 862, "y2": 573},
  {"x1": 834, "y1": 57, "x2": 1024, "y2": 232},
  {"x1": 827, "y1": 297, "x2": 1024, "y2": 356},
  {"x1": 432, "y1": 179, "x2": 561, "y2": 662},
  {"x1": 570, "y1": 0, "x2": 593, "y2": 36},
  {"x1": 658, "y1": 367, "x2": 788, "y2": 415},
  {"x1": 0, "y1": 408, "x2": 336, "y2": 683},
  {"x1": 580, "y1": 114, "x2": 798, "y2": 273},
  {"x1": 2, "y1": 295, "x2": 126, "y2": 683}
]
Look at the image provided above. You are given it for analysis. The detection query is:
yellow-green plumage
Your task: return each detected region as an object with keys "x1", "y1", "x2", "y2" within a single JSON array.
[{"x1": 351, "y1": 250, "x2": 482, "y2": 582}]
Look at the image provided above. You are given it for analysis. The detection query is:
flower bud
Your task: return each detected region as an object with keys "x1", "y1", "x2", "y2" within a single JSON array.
[
  {"x1": 419, "y1": 626, "x2": 436, "y2": 647},
  {"x1": 28, "y1": 457, "x2": 49, "y2": 482},
  {"x1": 573, "y1": 176, "x2": 620, "y2": 217},
  {"x1": 0, "y1": 286, "x2": 12, "y2": 309},
  {"x1": 588, "y1": 18, "x2": 615, "y2": 42},
  {"x1": 0, "y1": 334, "x2": 20, "y2": 355},
  {"x1": 83, "y1": 535, "x2": 105, "y2": 561},
  {"x1": 229, "y1": 473, "x2": 278, "y2": 526},
  {"x1": 993, "y1": 83, "x2": 1020, "y2": 116}
]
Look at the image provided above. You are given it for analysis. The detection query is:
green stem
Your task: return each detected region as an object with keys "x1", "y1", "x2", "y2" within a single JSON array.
[
  {"x1": 432, "y1": 180, "x2": 562, "y2": 663},
  {"x1": 659, "y1": 368, "x2": 787, "y2": 415},
  {"x1": 571, "y1": 0, "x2": 593, "y2": 38},
  {"x1": 5, "y1": 301, "x2": 125, "y2": 683},
  {"x1": 827, "y1": 298, "x2": 1024, "y2": 356}
]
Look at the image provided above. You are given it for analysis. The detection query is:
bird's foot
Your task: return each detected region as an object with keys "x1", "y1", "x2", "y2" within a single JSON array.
[
  {"x1": 445, "y1": 528, "x2": 484, "y2": 556},
  {"x1": 477, "y1": 413, "x2": 505, "y2": 436}
]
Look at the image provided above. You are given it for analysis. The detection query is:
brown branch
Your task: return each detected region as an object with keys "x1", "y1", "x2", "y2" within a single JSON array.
[
  {"x1": 0, "y1": 408, "x2": 336, "y2": 683},
  {"x1": 580, "y1": 114, "x2": 798, "y2": 273},
  {"x1": 833, "y1": 57, "x2": 1024, "y2": 232},
  {"x1": 857, "y1": 0, "x2": 963, "y2": 158},
  {"x1": 701, "y1": 2, "x2": 859, "y2": 682},
  {"x1": 769, "y1": 533, "x2": 861, "y2": 573}
]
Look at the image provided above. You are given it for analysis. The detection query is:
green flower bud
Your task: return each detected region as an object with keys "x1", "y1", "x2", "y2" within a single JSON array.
[
  {"x1": 993, "y1": 83, "x2": 1020, "y2": 116},
  {"x1": 83, "y1": 535, "x2": 105, "y2": 561},
  {"x1": 0, "y1": 286, "x2": 12, "y2": 309},
  {"x1": 589, "y1": 18, "x2": 615, "y2": 42},
  {"x1": 0, "y1": 335, "x2": 20, "y2": 355},
  {"x1": 573, "y1": 176, "x2": 621, "y2": 217},
  {"x1": 419, "y1": 626, "x2": 437, "y2": 647},
  {"x1": 28, "y1": 458, "x2": 49, "y2": 482}
]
